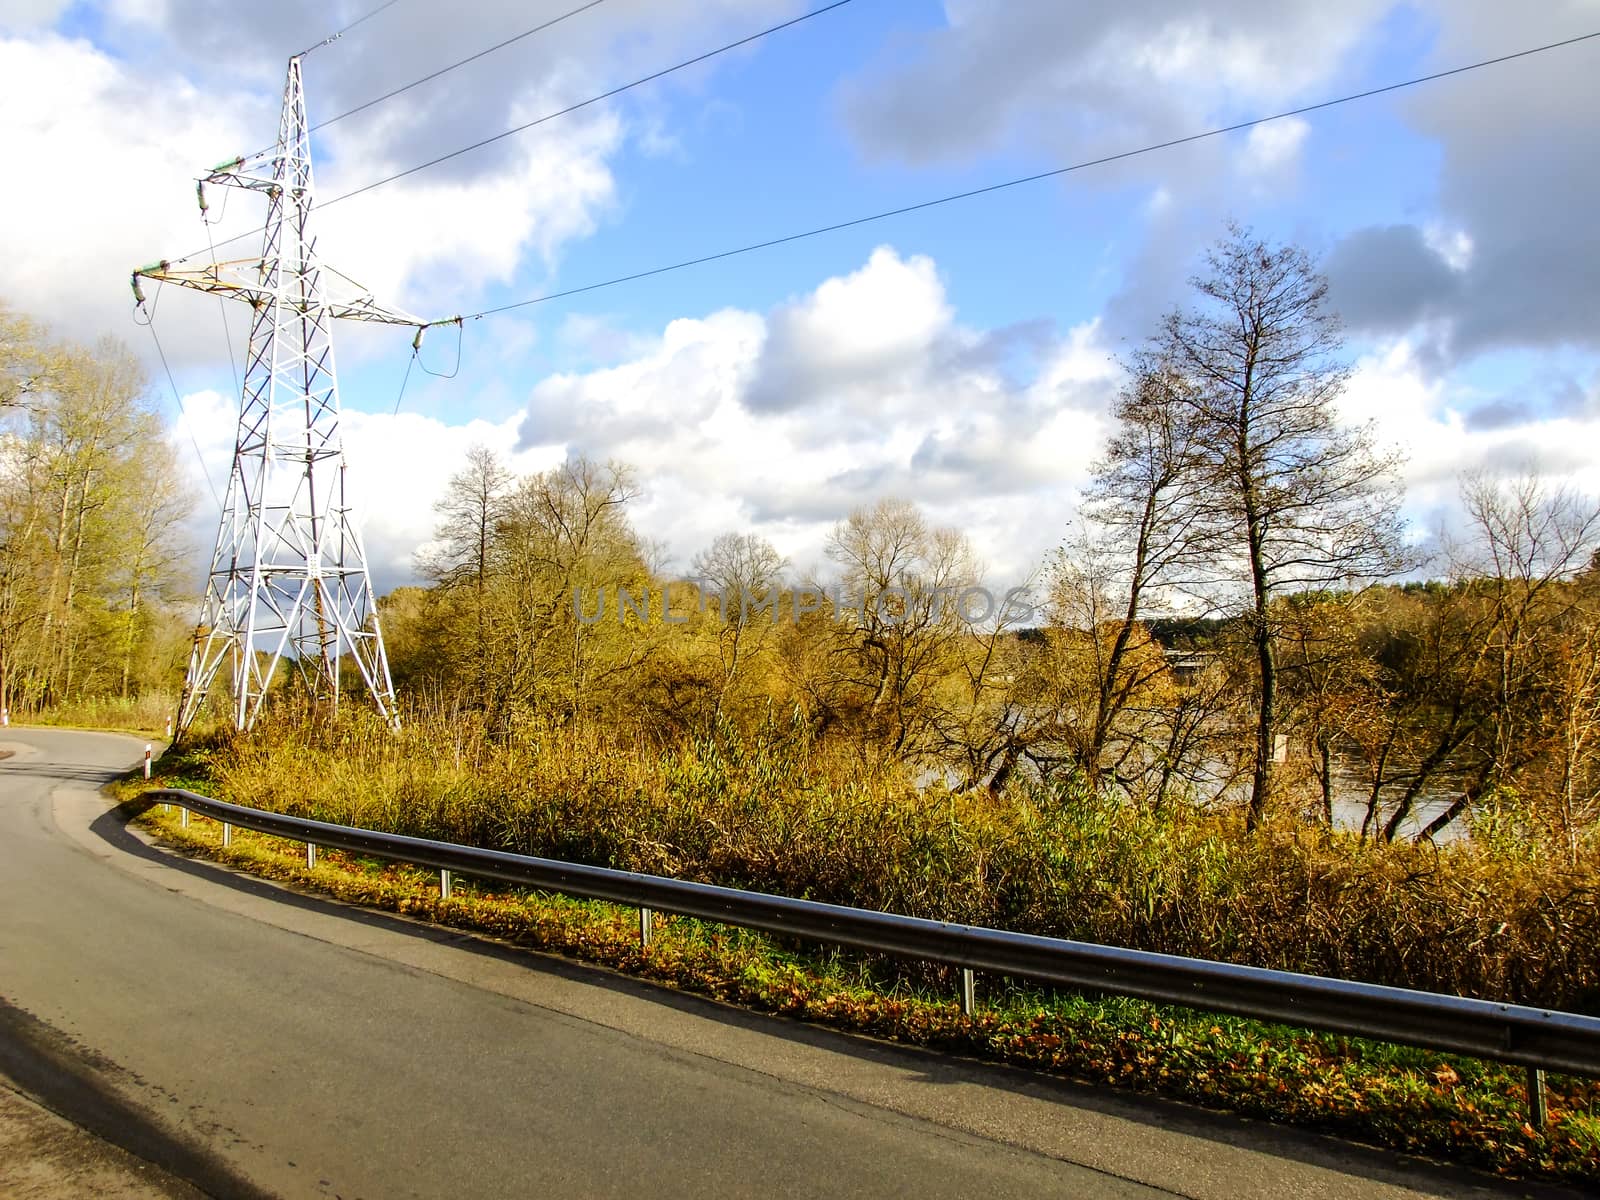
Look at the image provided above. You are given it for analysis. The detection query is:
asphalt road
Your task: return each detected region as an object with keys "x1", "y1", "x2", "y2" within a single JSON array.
[{"x1": 0, "y1": 728, "x2": 1560, "y2": 1199}]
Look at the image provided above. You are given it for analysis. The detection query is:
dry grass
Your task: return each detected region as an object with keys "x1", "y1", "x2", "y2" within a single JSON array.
[
  {"x1": 19, "y1": 690, "x2": 175, "y2": 735},
  {"x1": 171, "y1": 704, "x2": 1600, "y2": 1012}
]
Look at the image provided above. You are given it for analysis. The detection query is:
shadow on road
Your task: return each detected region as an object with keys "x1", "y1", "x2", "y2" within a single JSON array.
[{"x1": 0, "y1": 997, "x2": 277, "y2": 1200}]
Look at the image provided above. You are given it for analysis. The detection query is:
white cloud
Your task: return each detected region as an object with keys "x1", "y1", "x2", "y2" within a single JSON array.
[
  {"x1": 0, "y1": 34, "x2": 256, "y2": 352},
  {"x1": 841, "y1": 0, "x2": 1386, "y2": 168},
  {"x1": 158, "y1": 248, "x2": 1114, "y2": 592},
  {"x1": 1342, "y1": 340, "x2": 1600, "y2": 542},
  {"x1": 1242, "y1": 116, "x2": 1309, "y2": 176},
  {"x1": 746, "y1": 246, "x2": 952, "y2": 412},
  {"x1": 1422, "y1": 224, "x2": 1474, "y2": 272},
  {"x1": 0, "y1": 0, "x2": 72, "y2": 31},
  {"x1": 312, "y1": 88, "x2": 622, "y2": 318},
  {"x1": 503, "y1": 249, "x2": 1120, "y2": 583}
]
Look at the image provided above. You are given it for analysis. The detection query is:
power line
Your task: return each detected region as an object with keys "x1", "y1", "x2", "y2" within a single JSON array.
[
  {"x1": 138, "y1": 294, "x2": 225, "y2": 508},
  {"x1": 461, "y1": 28, "x2": 1600, "y2": 320},
  {"x1": 203, "y1": 219, "x2": 242, "y2": 404},
  {"x1": 300, "y1": 0, "x2": 407, "y2": 57},
  {"x1": 310, "y1": 0, "x2": 608, "y2": 137},
  {"x1": 174, "y1": 0, "x2": 858, "y2": 264},
  {"x1": 391, "y1": 349, "x2": 418, "y2": 415},
  {"x1": 330, "y1": 0, "x2": 857, "y2": 206}
]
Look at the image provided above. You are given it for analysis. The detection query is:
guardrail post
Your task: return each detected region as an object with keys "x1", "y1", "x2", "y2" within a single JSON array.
[
  {"x1": 960, "y1": 968, "x2": 976, "y2": 1017},
  {"x1": 179, "y1": 806, "x2": 189, "y2": 829},
  {"x1": 439, "y1": 869, "x2": 452, "y2": 900},
  {"x1": 306, "y1": 843, "x2": 317, "y2": 869},
  {"x1": 640, "y1": 906, "x2": 653, "y2": 948},
  {"x1": 1528, "y1": 1067, "x2": 1549, "y2": 1126},
  {"x1": 222, "y1": 822, "x2": 232, "y2": 848}
]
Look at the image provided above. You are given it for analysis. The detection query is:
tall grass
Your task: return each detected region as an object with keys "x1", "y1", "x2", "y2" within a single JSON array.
[
  {"x1": 21, "y1": 690, "x2": 175, "y2": 734},
  {"x1": 185, "y1": 702, "x2": 1600, "y2": 1012}
]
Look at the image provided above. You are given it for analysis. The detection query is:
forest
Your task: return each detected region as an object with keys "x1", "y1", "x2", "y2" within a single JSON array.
[{"x1": 0, "y1": 302, "x2": 193, "y2": 725}]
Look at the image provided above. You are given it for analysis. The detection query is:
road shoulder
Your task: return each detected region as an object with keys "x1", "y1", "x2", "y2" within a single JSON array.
[{"x1": 0, "y1": 1080, "x2": 208, "y2": 1200}]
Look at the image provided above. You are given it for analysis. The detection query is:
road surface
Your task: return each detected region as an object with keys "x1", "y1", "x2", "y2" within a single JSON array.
[{"x1": 0, "y1": 728, "x2": 1558, "y2": 1199}]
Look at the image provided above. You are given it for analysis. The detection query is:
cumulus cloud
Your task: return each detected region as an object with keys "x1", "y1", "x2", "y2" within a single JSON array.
[
  {"x1": 745, "y1": 248, "x2": 951, "y2": 413},
  {"x1": 1339, "y1": 341, "x2": 1600, "y2": 538},
  {"x1": 1320, "y1": 2, "x2": 1600, "y2": 361},
  {"x1": 482, "y1": 246, "x2": 1123, "y2": 583},
  {"x1": 162, "y1": 251, "x2": 1600, "y2": 602},
  {"x1": 1324, "y1": 224, "x2": 1463, "y2": 335},
  {"x1": 0, "y1": 34, "x2": 257, "y2": 354},
  {"x1": 839, "y1": 0, "x2": 1382, "y2": 169}
]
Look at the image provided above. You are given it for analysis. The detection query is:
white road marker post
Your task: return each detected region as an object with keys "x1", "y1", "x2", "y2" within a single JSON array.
[
  {"x1": 143, "y1": 744, "x2": 152, "y2": 779},
  {"x1": 2, "y1": 706, "x2": 8, "y2": 727}
]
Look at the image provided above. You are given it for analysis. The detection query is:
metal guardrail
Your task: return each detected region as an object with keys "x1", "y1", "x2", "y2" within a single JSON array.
[{"x1": 148, "y1": 787, "x2": 1600, "y2": 1114}]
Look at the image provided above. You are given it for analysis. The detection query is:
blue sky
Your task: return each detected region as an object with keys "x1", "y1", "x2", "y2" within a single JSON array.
[{"x1": 2, "y1": 0, "x2": 1598, "y2": 589}]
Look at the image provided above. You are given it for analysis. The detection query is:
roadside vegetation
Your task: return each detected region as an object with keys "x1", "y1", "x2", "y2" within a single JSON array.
[
  {"x1": 169, "y1": 706, "x2": 1600, "y2": 1011},
  {"x1": 124, "y1": 782, "x2": 1600, "y2": 1186}
]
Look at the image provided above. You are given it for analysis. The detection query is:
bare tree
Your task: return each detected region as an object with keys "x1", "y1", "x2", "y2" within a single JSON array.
[
  {"x1": 691, "y1": 531, "x2": 786, "y2": 721},
  {"x1": 1041, "y1": 363, "x2": 1211, "y2": 793},
  {"x1": 822, "y1": 498, "x2": 979, "y2": 761},
  {"x1": 417, "y1": 444, "x2": 513, "y2": 701},
  {"x1": 1392, "y1": 471, "x2": 1600, "y2": 843},
  {"x1": 1154, "y1": 224, "x2": 1406, "y2": 829}
]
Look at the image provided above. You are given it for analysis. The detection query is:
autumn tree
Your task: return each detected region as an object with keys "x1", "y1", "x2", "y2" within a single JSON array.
[
  {"x1": 817, "y1": 498, "x2": 981, "y2": 761},
  {"x1": 1153, "y1": 225, "x2": 1405, "y2": 829},
  {"x1": 417, "y1": 444, "x2": 513, "y2": 699},
  {"x1": 690, "y1": 531, "x2": 786, "y2": 722},
  {"x1": 0, "y1": 314, "x2": 193, "y2": 710},
  {"x1": 495, "y1": 456, "x2": 648, "y2": 722},
  {"x1": 1033, "y1": 363, "x2": 1212, "y2": 795},
  {"x1": 1389, "y1": 472, "x2": 1600, "y2": 844}
]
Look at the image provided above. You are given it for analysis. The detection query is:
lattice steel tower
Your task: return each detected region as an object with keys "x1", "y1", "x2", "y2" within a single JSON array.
[{"x1": 135, "y1": 56, "x2": 453, "y2": 736}]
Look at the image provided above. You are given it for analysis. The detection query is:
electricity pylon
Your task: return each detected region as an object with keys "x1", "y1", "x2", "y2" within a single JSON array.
[{"x1": 135, "y1": 55, "x2": 455, "y2": 737}]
